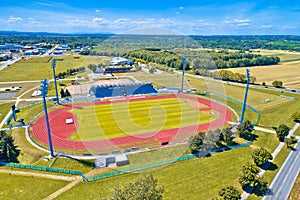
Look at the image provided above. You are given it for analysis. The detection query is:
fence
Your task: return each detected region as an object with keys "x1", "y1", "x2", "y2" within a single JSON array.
[
  {"x1": 0, "y1": 141, "x2": 251, "y2": 182},
  {"x1": 204, "y1": 90, "x2": 260, "y2": 125}
]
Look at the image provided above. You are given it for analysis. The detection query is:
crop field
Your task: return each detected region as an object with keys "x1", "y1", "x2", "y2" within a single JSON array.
[
  {"x1": 215, "y1": 50, "x2": 300, "y2": 89},
  {"x1": 29, "y1": 94, "x2": 231, "y2": 153},
  {"x1": 219, "y1": 63, "x2": 300, "y2": 89}
]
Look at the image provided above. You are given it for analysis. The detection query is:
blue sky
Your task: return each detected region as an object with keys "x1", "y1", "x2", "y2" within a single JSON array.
[{"x1": 0, "y1": 0, "x2": 300, "y2": 35}]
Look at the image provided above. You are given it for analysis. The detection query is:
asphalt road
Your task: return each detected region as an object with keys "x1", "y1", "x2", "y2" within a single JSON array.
[{"x1": 263, "y1": 137, "x2": 300, "y2": 200}]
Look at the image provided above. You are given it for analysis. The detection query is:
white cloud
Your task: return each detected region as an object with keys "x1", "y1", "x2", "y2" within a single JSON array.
[
  {"x1": 225, "y1": 19, "x2": 251, "y2": 24},
  {"x1": 8, "y1": 17, "x2": 23, "y2": 23},
  {"x1": 113, "y1": 18, "x2": 129, "y2": 24},
  {"x1": 179, "y1": 7, "x2": 184, "y2": 10},
  {"x1": 237, "y1": 23, "x2": 251, "y2": 27},
  {"x1": 93, "y1": 17, "x2": 103, "y2": 23},
  {"x1": 96, "y1": 9, "x2": 100, "y2": 13},
  {"x1": 93, "y1": 17, "x2": 108, "y2": 25},
  {"x1": 261, "y1": 25, "x2": 273, "y2": 29},
  {"x1": 69, "y1": 19, "x2": 90, "y2": 26},
  {"x1": 176, "y1": 12, "x2": 180, "y2": 15},
  {"x1": 28, "y1": 18, "x2": 35, "y2": 21}
]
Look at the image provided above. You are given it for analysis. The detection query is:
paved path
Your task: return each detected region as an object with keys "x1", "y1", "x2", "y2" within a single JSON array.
[
  {"x1": 241, "y1": 123, "x2": 300, "y2": 199},
  {"x1": 43, "y1": 177, "x2": 82, "y2": 200},
  {"x1": 0, "y1": 169, "x2": 75, "y2": 181}
]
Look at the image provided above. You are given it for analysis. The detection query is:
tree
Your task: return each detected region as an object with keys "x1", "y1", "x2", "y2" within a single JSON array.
[
  {"x1": 284, "y1": 137, "x2": 293, "y2": 148},
  {"x1": 107, "y1": 174, "x2": 164, "y2": 200},
  {"x1": 60, "y1": 88, "x2": 65, "y2": 98},
  {"x1": 252, "y1": 148, "x2": 273, "y2": 166},
  {"x1": 0, "y1": 130, "x2": 20, "y2": 162},
  {"x1": 219, "y1": 186, "x2": 241, "y2": 200},
  {"x1": 149, "y1": 67, "x2": 156, "y2": 74},
  {"x1": 239, "y1": 162, "x2": 268, "y2": 196},
  {"x1": 272, "y1": 80, "x2": 283, "y2": 88},
  {"x1": 276, "y1": 124, "x2": 290, "y2": 142},
  {"x1": 64, "y1": 89, "x2": 71, "y2": 97},
  {"x1": 188, "y1": 132, "x2": 205, "y2": 154},
  {"x1": 237, "y1": 120, "x2": 254, "y2": 141},
  {"x1": 220, "y1": 128, "x2": 234, "y2": 145},
  {"x1": 251, "y1": 177, "x2": 268, "y2": 196},
  {"x1": 239, "y1": 162, "x2": 260, "y2": 187},
  {"x1": 292, "y1": 111, "x2": 300, "y2": 122}
]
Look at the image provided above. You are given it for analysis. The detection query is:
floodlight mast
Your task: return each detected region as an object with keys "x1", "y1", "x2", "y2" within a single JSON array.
[
  {"x1": 40, "y1": 79, "x2": 55, "y2": 157},
  {"x1": 181, "y1": 56, "x2": 186, "y2": 93},
  {"x1": 51, "y1": 59, "x2": 59, "y2": 104},
  {"x1": 240, "y1": 69, "x2": 250, "y2": 124}
]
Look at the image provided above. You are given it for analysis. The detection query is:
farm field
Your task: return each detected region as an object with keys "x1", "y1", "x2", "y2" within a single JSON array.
[
  {"x1": 218, "y1": 63, "x2": 300, "y2": 89},
  {"x1": 212, "y1": 50, "x2": 300, "y2": 89}
]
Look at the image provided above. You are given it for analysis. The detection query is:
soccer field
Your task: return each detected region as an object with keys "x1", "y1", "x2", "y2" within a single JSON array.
[{"x1": 68, "y1": 97, "x2": 217, "y2": 141}]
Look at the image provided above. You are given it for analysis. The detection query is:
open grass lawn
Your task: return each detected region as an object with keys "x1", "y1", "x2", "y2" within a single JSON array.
[
  {"x1": 57, "y1": 147, "x2": 253, "y2": 200},
  {"x1": 259, "y1": 99, "x2": 300, "y2": 128},
  {"x1": 0, "y1": 173, "x2": 68, "y2": 200},
  {"x1": 0, "y1": 103, "x2": 11, "y2": 123},
  {"x1": 252, "y1": 131, "x2": 279, "y2": 153},
  {"x1": 133, "y1": 72, "x2": 193, "y2": 89},
  {"x1": 0, "y1": 56, "x2": 108, "y2": 82},
  {"x1": 288, "y1": 171, "x2": 300, "y2": 200},
  {"x1": 69, "y1": 97, "x2": 216, "y2": 141}
]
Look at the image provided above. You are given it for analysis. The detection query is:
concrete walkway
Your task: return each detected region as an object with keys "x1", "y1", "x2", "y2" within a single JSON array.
[{"x1": 0, "y1": 169, "x2": 75, "y2": 181}]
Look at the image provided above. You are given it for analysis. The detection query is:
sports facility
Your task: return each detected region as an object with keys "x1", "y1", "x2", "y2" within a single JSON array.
[{"x1": 29, "y1": 91, "x2": 232, "y2": 155}]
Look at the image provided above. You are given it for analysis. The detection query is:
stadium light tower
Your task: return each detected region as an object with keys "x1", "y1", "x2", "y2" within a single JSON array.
[
  {"x1": 40, "y1": 79, "x2": 55, "y2": 157},
  {"x1": 51, "y1": 59, "x2": 59, "y2": 104},
  {"x1": 181, "y1": 56, "x2": 186, "y2": 93},
  {"x1": 240, "y1": 69, "x2": 251, "y2": 124}
]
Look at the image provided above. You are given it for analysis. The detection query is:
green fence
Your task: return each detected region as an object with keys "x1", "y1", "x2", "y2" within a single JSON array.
[{"x1": 0, "y1": 141, "x2": 251, "y2": 182}]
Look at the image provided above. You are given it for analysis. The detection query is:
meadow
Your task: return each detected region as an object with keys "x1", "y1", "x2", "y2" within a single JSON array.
[{"x1": 0, "y1": 56, "x2": 109, "y2": 82}]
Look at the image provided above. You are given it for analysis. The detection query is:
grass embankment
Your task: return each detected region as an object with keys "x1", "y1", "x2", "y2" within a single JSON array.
[{"x1": 55, "y1": 130, "x2": 279, "y2": 200}]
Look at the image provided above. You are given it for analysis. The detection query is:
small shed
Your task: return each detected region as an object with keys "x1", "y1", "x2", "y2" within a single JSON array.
[{"x1": 115, "y1": 154, "x2": 129, "y2": 166}]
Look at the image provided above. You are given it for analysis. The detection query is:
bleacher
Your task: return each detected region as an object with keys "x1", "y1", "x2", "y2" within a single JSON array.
[{"x1": 92, "y1": 82, "x2": 157, "y2": 98}]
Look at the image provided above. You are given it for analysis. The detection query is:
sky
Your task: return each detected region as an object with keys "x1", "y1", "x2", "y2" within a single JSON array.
[{"x1": 0, "y1": 0, "x2": 300, "y2": 35}]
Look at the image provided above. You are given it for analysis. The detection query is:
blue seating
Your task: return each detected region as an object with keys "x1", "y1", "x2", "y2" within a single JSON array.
[{"x1": 94, "y1": 83, "x2": 157, "y2": 98}]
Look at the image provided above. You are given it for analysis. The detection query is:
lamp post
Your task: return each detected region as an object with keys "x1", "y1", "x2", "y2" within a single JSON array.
[
  {"x1": 51, "y1": 59, "x2": 59, "y2": 104},
  {"x1": 240, "y1": 69, "x2": 250, "y2": 124},
  {"x1": 181, "y1": 56, "x2": 186, "y2": 93},
  {"x1": 40, "y1": 79, "x2": 55, "y2": 157}
]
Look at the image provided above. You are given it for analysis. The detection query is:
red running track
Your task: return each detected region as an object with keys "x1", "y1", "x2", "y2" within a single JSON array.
[{"x1": 29, "y1": 94, "x2": 232, "y2": 152}]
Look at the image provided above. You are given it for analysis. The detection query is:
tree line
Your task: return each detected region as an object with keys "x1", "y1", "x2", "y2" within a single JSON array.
[
  {"x1": 194, "y1": 68, "x2": 257, "y2": 84},
  {"x1": 57, "y1": 67, "x2": 85, "y2": 79}
]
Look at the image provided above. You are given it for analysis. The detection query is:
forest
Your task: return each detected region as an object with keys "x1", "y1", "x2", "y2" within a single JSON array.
[
  {"x1": 1, "y1": 31, "x2": 300, "y2": 52},
  {"x1": 125, "y1": 49, "x2": 280, "y2": 70}
]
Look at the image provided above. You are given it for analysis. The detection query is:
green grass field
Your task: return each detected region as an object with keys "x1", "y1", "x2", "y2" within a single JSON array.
[
  {"x1": 0, "y1": 56, "x2": 109, "y2": 82},
  {"x1": 0, "y1": 173, "x2": 68, "y2": 200},
  {"x1": 69, "y1": 97, "x2": 217, "y2": 141}
]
